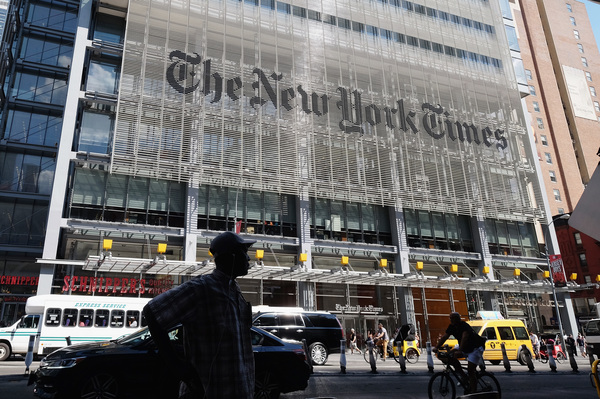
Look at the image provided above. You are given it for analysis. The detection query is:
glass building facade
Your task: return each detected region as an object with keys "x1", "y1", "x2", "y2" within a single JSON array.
[{"x1": 0, "y1": 0, "x2": 573, "y2": 341}]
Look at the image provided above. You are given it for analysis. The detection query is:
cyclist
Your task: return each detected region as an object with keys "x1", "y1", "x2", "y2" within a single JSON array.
[{"x1": 435, "y1": 312, "x2": 486, "y2": 394}]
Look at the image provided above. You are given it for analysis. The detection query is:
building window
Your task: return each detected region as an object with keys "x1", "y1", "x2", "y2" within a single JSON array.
[
  {"x1": 574, "y1": 232, "x2": 583, "y2": 245},
  {"x1": 549, "y1": 170, "x2": 557, "y2": 182},
  {"x1": 529, "y1": 85, "x2": 536, "y2": 95},
  {"x1": 574, "y1": 30, "x2": 580, "y2": 39},
  {"x1": 579, "y1": 253, "x2": 588, "y2": 267},
  {"x1": 525, "y1": 69, "x2": 533, "y2": 80},
  {"x1": 545, "y1": 152, "x2": 552, "y2": 163},
  {"x1": 570, "y1": 16, "x2": 576, "y2": 26},
  {"x1": 540, "y1": 135, "x2": 548, "y2": 145},
  {"x1": 533, "y1": 101, "x2": 540, "y2": 112},
  {"x1": 595, "y1": 101, "x2": 600, "y2": 112},
  {"x1": 578, "y1": 43, "x2": 584, "y2": 53},
  {"x1": 591, "y1": 86, "x2": 597, "y2": 97},
  {"x1": 567, "y1": 3, "x2": 572, "y2": 12},
  {"x1": 537, "y1": 117, "x2": 544, "y2": 129},
  {"x1": 582, "y1": 57, "x2": 588, "y2": 67},
  {"x1": 485, "y1": 219, "x2": 538, "y2": 257},
  {"x1": 404, "y1": 209, "x2": 473, "y2": 252},
  {"x1": 553, "y1": 189, "x2": 561, "y2": 201},
  {"x1": 586, "y1": 71, "x2": 593, "y2": 82}
]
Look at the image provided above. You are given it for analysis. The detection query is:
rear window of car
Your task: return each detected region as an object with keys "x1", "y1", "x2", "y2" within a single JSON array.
[
  {"x1": 587, "y1": 320, "x2": 600, "y2": 336},
  {"x1": 306, "y1": 314, "x2": 339, "y2": 328},
  {"x1": 278, "y1": 314, "x2": 303, "y2": 327}
]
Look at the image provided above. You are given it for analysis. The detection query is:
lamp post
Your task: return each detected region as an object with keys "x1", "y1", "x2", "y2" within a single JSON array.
[
  {"x1": 543, "y1": 213, "x2": 570, "y2": 353},
  {"x1": 233, "y1": 168, "x2": 249, "y2": 233}
]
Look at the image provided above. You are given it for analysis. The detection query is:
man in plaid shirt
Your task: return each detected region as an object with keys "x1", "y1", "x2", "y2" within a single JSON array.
[{"x1": 144, "y1": 232, "x2": 256, "y2": 398}]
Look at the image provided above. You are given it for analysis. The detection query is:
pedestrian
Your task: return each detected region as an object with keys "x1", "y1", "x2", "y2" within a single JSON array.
[
  {"x1": 143, "y1": 231, "x2": 256, "y2": 398},
  {"x1": 375, "y1": 322, "x2": 390, "y2": 361},
  {"x1": 578, "y1": 333, "x2": 587, "y2": 357},
  {"x1": 530, "y1": 331, "x2": 540, "y2": 359},
  {"x1": 566, "y1": 333, "x2": 577, "y2": 356},
  {"x1": 349, "y1": 328, "x2": 362, "y2": 354}
]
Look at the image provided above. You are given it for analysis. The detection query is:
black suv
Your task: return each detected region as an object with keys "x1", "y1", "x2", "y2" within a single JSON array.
[{"x1": 252, "y1": 307, "x2": 344, "y2": 365}]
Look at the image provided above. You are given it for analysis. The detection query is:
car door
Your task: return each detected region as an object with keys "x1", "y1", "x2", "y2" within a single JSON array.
[
  {"x1": 277, "y1": 314, "x2": 305, "y2": 342},
  {"x1": 480, "y1": 326, "x2": 501, "y2": 361},
  {"x1": 497, "y1": 326, "x2": 517, "y2": 359},
  {"x1": 253, "y1": 314, "x2": 279, "y2": 336}
]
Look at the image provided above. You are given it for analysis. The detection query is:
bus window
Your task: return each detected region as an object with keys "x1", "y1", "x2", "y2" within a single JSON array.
[
  {"x1": 45, "y1": 308, "x2": 61, "y2": 326},
  {"x1": 19, "y1": 315, "x2": 40, "y2": 329},
  {"x1": 110, "y1": 310, "x2": 125, "y2": 327},
  {"x1": 95, "y1": 309, "x2": 109, "y2": 327},
  {"x1": 141, "y1": 312, "x2": 147, "y2": 327},
  {"x1": 126, "y1": 310, "x2": 140, "y2": 328},
  {"x1": 79, "y1": 309, "x2": 94, "y2": 327},
  {"x1": 63, "y1": 308, "x2": 78, "y2": 327}
]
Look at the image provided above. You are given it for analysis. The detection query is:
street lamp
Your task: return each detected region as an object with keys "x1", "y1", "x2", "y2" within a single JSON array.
[
  {"x1": 233, "y1": 168, "x2": 250, "y2": 233},
  {"x1": 543, "y1": 213, "x2": 570, "y2": 353}
]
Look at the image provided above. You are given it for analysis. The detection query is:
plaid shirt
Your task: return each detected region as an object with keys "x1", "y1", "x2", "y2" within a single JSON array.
[{"x1": 146, "y1": 269, "x2": 254, "y2": 398}]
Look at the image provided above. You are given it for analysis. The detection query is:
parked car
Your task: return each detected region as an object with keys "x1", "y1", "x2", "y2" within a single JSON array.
[
  {"x1": 252, "y1": 306, "x2": 344, "y2": 365},
  {"x1": 30, "y1": 326, "x2": 311, "y2": 399}
]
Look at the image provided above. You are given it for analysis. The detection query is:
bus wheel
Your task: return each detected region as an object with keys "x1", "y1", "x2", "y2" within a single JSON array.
[{"x1": 0, "y1": 343, "x2": 10, "y2": 361}]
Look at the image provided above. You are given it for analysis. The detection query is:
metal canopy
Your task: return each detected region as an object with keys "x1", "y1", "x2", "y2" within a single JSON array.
[{"x1": 63, "y1": 255, "x2": 597, "y2": 295}]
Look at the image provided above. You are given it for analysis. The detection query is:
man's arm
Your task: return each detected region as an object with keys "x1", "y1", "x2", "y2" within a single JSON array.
[{"x1": 435, "y1": 333, "x2": 450, "y2": 350}]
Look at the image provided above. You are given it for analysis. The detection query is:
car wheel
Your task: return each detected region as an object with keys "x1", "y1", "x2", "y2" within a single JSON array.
[
  {"x1": 254, "y1": 370, "x2": 280, "y2": 399},
  {"x1": 309, "y1": 343, "x2": 328, "y2": 365},
  {"x1": 79, "y1": 372, "x2": 118, "y2": 399},
  {"x1": 0, "y1": 343, "x2": 10, "y2": 361}
]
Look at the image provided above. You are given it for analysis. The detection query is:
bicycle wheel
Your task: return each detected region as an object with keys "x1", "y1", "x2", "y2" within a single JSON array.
[
  {"x1": 540, "y1": 353, "x2": 548, "y2": 364},
  {"x1": 428, "y1": 372, "x2": 456, "y2": 399},
  {"x1": 405, "y1": 348, "x2": 420, "y2": 364},
  {"x1": 364, "y1": 347, "x2": 379, "y2": 363},
  {"x1": 556, "y1": 352, "x2": 566, "y2": 363},
  {"x1": 476, "y1": 372, "x2": 501, "y2": 397}
]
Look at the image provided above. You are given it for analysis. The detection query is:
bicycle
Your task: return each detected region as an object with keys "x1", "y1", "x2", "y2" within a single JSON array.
[
  {"x1": 363, "y1": 339, "x2": 397, "y2": 363},
  {"x1": 428, "y1": 348, "x2": 501, "y2": 399}
]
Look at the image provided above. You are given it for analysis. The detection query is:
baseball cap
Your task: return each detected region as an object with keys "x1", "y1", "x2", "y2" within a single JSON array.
[{"x1": 210, "y1": 232, "x2": 256, "y2": 257}]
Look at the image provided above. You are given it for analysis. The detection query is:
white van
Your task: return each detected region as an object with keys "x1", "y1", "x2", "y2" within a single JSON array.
[{"x1": 0, "y1": 294, "x2": 151, "y2": 360}]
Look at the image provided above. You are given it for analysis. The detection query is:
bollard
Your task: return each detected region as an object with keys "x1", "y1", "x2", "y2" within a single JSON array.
[
  {"x1": 520, "y1": 344, "x2": 535, "y2": 373},
  {"x1": 566, "y1": 341, "x2": 578, "y2": 372},
  {"x1": 547, "y1": 343, "x2": 557, "y2": 372},
  {"x1": 368, "y1": 340, "x2": 377, "y2": 373},
  {"x1": 500, "y1": 342, "x2": 511, "y2": 372},
  {"x1": 397, "y1": 340, "x2": 407, "y2": 373},
  {"x1": 340, "y1": 339, "x2": 347, "y2": 374},
  {"x1": 24, "y1": 335, "x2": 35, "y2": 375},
  {"x1": 426, "y1": 341, "x2": 434, "y2": 373},
  {"x1": 65, "y1": 336, "x2": 71, "y2": 346}
]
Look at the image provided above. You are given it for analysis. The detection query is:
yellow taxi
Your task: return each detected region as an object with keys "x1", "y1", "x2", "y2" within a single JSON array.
[{"x1": 442, "y1": 319, "x2": 533, "y2": 364}]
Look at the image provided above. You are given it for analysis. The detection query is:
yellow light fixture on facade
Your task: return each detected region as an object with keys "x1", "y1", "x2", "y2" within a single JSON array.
[
  {"x1": 570, "y1": 273, "x2": 577, "y2": 281},
  {"x1": 596, "y1": 275, "x2": 600, "y2": 283},
  {"x1": 379, "y1": 259, "x2": 387, "y2": 268},
  {"x1": 416, "y1": 261, "x2": 424, "y2": 271},
  {"x1": 255, "y1": 249, "x2": 264, "y2": 260},
  {"x1": 513, "y1": 268, "x2": 521, "y2": 277},
  {"x1": 299, "y1": 253, "x2": 307, "y2": 262},
  {"x1": 102, "y1": 239, "x2": 113, "y2": 251},
  {"x1": 450, "y1": 264, "x2": 458, "y2": 273},
  {"x1": 482, "y1": 266, "x2": 490, "y2": 274},
  {"x1": 157, "y1": 243, "x2": 167, "y2": 254},
  {"x1": 543, "y1": 271, "x2": 550, "y2": 279},
  {"x1": 341, "y1": 256, "x2": 349, "y2": 265}
]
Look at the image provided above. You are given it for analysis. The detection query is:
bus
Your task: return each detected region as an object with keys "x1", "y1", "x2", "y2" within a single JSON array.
[{"x1": 0, "y1": 295, "x2": 151, "y2": 361}]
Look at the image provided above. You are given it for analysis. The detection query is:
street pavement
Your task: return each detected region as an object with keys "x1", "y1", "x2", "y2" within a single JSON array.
[{"x1": 0, "y1": 350, "x2": 598, "y2": 398}]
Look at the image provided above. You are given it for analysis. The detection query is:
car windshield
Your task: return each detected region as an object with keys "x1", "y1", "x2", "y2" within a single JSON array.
[{"x1": 115, "y1": 327, "x2": 153, "y2": 346}]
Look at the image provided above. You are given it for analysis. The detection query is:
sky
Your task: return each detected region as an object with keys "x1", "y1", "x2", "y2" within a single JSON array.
[{"x1": 582, "y1": 0, "x2": 600, "y2": 52}]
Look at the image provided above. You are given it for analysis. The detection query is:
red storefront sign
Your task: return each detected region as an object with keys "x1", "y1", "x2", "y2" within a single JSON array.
[
  {"x1": 62, "y1": 275, "x2": 174, "y2": 296},
  {"x1": 0, "y1": 275, "x2": 39, "y2": 286}
]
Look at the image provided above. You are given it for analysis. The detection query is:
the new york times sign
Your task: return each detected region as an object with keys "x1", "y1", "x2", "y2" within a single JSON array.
[{"x1": 166, "y1": 51, "x2": 507, "y2": 150}]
